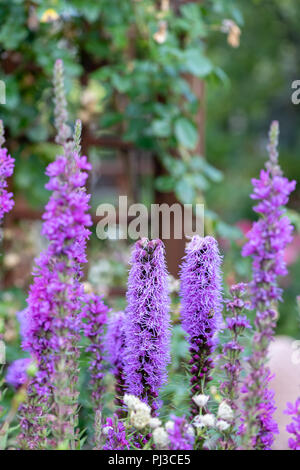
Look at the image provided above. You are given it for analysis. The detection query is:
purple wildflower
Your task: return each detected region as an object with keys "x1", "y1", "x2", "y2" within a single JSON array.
[
  {"x1": 83, "y1": 293, "x2": 108, "y2": 410},
  {"x1": 179, "y1": 235, "x2": 223, "y2": 416},
  {"x1": 167, "y1": 415, "x2": 195, "y2": 450},
  {"x1": 221, "y1": 283, "x2": 251, "y2": 408},
  {"x1": 106, "y1": 311, "x2": 126, "y2": 413},
  {"x1": 19, "y1": 60, "x2": 92, "y2": 449},
  {"x1": 6, "y1": 358, "x2": 32, "y2": 389},
  {"x1": 285, "y1": 399, "x2": 300, "y2": 450},
  {"x1": 217, "y1": 283, "x2": 251, "y2": 449},
  {"x1": 124, "y1": 238, "x2": 171, "y2": 413},
  {"x1": 102, "y1": 415, "x2": 130, "y2": 450},
  {"x1": 240, "y1": 121, "x2": 296, "y2": 449},
  {"x1": 0, "y1": 121, "x2": 15, "y2": 224}
]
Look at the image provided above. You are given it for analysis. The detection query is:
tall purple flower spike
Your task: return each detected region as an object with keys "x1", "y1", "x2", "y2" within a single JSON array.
[
  {"x1": 106, "y1": 311, "x2": 126, "y2": 413},
  {"x1": 180, "y1": 235, "x2": 223, "y2": 417},
  {"x1": 19, "y1": 60, "x2": 92, "y2": 450},
  {"x1": 0, "y1": 120, "x2": 15, "y2": 225},
  {"x1": 240, "y1": 121, "x2": 296, "y2": 450},
  {"x1": 124, "y1": 238, "x2": 171, "y2": 413},
  {"x1": 83, "y1": 293, "x2": 108, "y2": 411}
]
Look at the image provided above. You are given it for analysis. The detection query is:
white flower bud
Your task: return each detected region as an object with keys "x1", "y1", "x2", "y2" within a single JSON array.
[
  {"x1": 217, "y1": 420, "x2": 230, "y2": 432},
  {"x1": 153, "y1": 427, "x2": 169, "y2": 449},
  {"x1": 165, "y1": 420, "x2": 174, "y2": 431},
  {"x1": 102, "y1": 426, "x2": 113, "y2": 435},
  {"x1": 130, "y1": 405, "x2": 151, "y2": 430},
  {"x1": 192, "y1": 394, "x2": 209, "y2": 408},
  {"x1": 149, "y1": 417, "x2": 162, "y2": 429},
  {"x1": 217, "y1": 401, "x2": 234, "y2": 421},
  {"x1": 123, "y1": 394, "x2": 142, "y2": 410},
  {"x1": 193, "y1": 413, "x2": 216, "y2": 429}
]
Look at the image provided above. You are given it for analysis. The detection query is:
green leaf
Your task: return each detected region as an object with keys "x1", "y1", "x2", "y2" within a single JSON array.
[
  {"x1": 174, "y1": 117, "x2": 198, "y2": 149},
  {"x1": 155, "y1": 175, "x2": 175, "y2": 192},
  {"x1": 183, "y1": 50, "x2": 213, "y2": 77},
  {"x1": 190, "y1": 173, "x2": 210, "y2": 191},
  {"x1": 175, "y1": 178, "x2": 195, "y2": 204},
  {"x1": 111, "y1": 74, "x2": 131, "y2": 93},
  {"x1": 151, "y1": 119, "x2": 171, "y2": 138},
  {"x1": 203, "y1": 162, "x2": 223, "y2": 182}
]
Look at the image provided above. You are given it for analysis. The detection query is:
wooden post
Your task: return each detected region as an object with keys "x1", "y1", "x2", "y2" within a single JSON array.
[{"x1": 154, "y1": 79, "x2": 205, "y2": 277}]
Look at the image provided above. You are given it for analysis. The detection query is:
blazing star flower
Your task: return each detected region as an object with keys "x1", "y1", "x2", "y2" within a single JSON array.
[
  {"x1": 6, "y1": 358, "x2": 32, "y2": 389},
  {"x1": 83, "y1": 293, "x2": 108, "y2": 410},
  {"x1": 19, "y1": 60, "x2": 92, "y2": 450},
  {"x1": 180, "y1": 235, "x2": 223, "y2": 416},
  {"x1": 285, "y1": 398, "x2": 300, "y2": 450},
  {"x1": 240, "y1": 121, "x2": 296, "y2": 450},
  {"x1": 124, "y1": 238, "x2": 171, "y2": 413},
  {"x1": 106, "y1": 311, "x2": 126, "y2": 412},
  {"x1": 167, "y1": 415, "x2": 195, "y2": 450},
  {"x1": 0, "y1": 121, "x2": 14, "y2": 225}
]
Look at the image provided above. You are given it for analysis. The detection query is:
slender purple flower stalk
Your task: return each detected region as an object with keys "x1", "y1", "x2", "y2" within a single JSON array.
[
  {"x1": 0, "y1": 120, "x2": 14, "y2": 227},
  {"x1": 19, "y1": 60, "x2": 92, "y2": 450},
  {"x1": 218, "y1": 283, "x2": 251, "y2": 449},
  {"x1": 83, "y1": 293, "x2": 108, "y2": 411},
  {"x1": 221, "y1": 283, "x2": 251, "y2": 408},
  {"x1": 240, "y1": 121, "x2": 296, "y2": 450},
  {"x1": 124, "y1": 238, "x2": 171, "y2": 413},
  {"x1": 106, "y1": 311, "x2": 126, "y2": 414},
  {"x1": 179, "y1": 235, "x2": 223, "y2": 417},
  {"x1": 167, "y1": 415, "x2": 195, "y2": 450},
  {"x1": 285, "y1": 399, "x2": 300, "y2": 450}
]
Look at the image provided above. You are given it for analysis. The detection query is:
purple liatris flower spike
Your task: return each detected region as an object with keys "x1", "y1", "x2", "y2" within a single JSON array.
[
  {"x1": 167, "y1": 416, "x2": 195, "y2": 450},
  {"x1": 106, "y1": 311, "x2": 126, "y2": 413},
  {"x1": 124, "y1": 238, "x2": 171, "y2": 413},
  {"x1": 0, "y1": 120, "x2": 15, "y2": 225},
  {"x1": 6, "y1": 358, "x2": 32, "y2": 389},
  {"x1": 83, "y1": 293, "x2": 108, "y2": 410},
  {"x1": 240, "y1": 121, "x2": 296, "y2": 450},
  {"x1": 179, "y1": 235, "x2": 223, "y2": 417},
  {"x1": 285, "y1": 398, "x2": 300, "y2": 450},
  {"x1": 19, "y1": 60, "x2": 92, "y2": 450}
]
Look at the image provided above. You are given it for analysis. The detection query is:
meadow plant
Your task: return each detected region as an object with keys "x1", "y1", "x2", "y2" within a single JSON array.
[
  {"x1": 179, "y1": 235, "x2": 223, "y2": 417},
  {"x1": 124, "y1": 238, "x2": 171, "y2": 413},
  {"x1": 18, "y1": 60, "x2": 92, "y2": 450},
  {"x1": 239, "y1": 121, "x2": 296, "y2": 450}
]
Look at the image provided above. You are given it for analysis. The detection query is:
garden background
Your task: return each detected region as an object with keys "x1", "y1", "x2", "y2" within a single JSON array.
[{"x1": 0, "y1": 0, "x2": 299, "y2": 449}]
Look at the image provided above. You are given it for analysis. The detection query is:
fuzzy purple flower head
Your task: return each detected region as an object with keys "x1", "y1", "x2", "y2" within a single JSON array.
[
  {"x1": 180, "y1": 235, "x2": 223, "y2": 415},
  {"x1": 124, "y1": 238, "x2": 171, "y2": 413}
]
